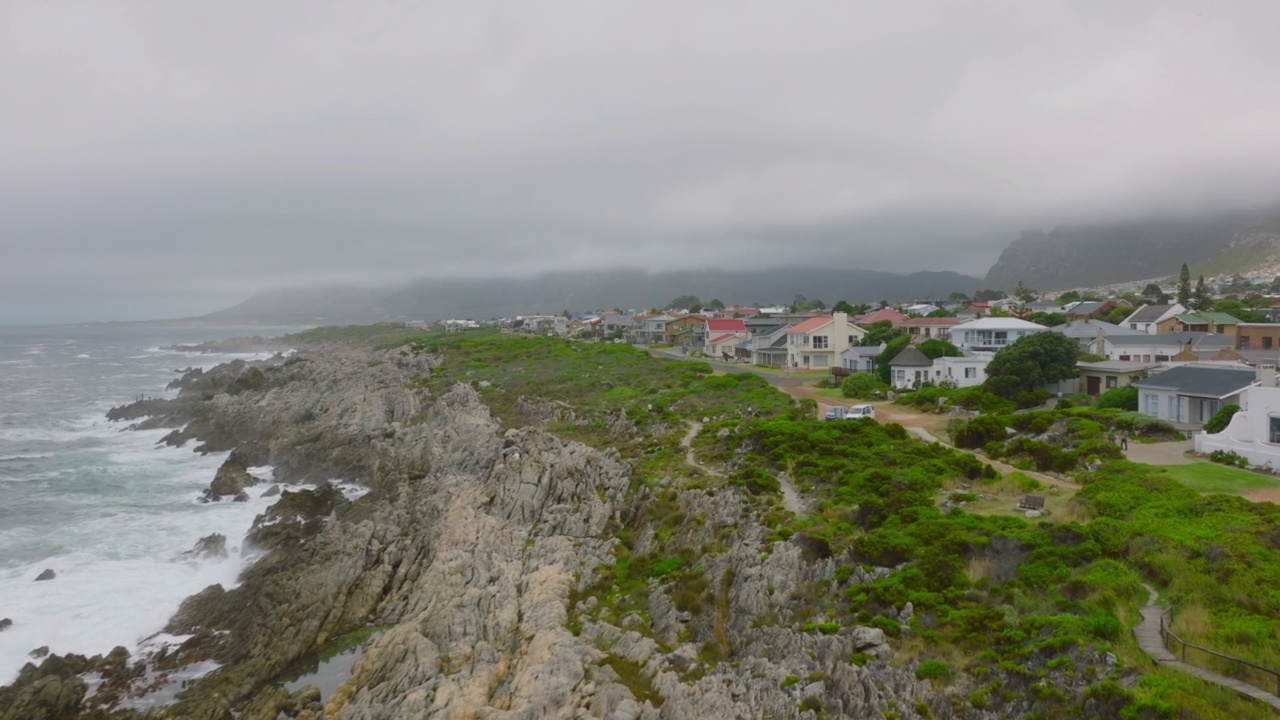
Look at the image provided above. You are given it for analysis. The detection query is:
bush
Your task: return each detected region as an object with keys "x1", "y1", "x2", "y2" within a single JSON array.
[
  {"x1": 842, "y1": 373, "x2": 887, "y2": 399},
  {"x1": 953, "y1": 415, "x2": 1010, "y2": 449},
  {"x1": 914, "y1": 660, "x2": 951, "y2": 680},
  {"x1": 731, "y1": 466, "x2": 781, "y2": 495},
  {"x1": 1096, "y1": 385, "x2": 1139, "y2": 411},
  {"x1": 1203, "y1": 404, "x2": 1241, "y2": 434},
  {"x1": 1209, "y1": 449, "x2": 1248, "y2": 468}
]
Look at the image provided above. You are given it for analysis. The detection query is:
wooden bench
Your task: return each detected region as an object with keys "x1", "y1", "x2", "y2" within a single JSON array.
[{"x1": 1018, "y1": 495, "x2": 1046, "y2": 511}]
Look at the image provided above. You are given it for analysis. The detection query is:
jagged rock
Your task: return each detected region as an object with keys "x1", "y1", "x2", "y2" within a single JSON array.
[
  {"x1": 34, "y1": 568, "x2": 54, "y2": 581},
  {"x1": 849, "y1": 626, "x2": 886, "y2": 650},
  {"x1": 261, "y1": 484, "x2": 281, "y2": 498},
  {"x1": 186, "y1": 533, "x2": 229, "y2": 560},
  {"x1": 233, "y1": 491, "x2": 250, "y2": 502},
  {"x1": 29, "y1": 647, "x2": 48, "y2": 659},
  {"x1": 0, "y1": 618, "x2": 11, "y2": 632},
  {"x1": 204, "y1": 456, "x2": 257, "y2": 499},
  {"x1": 245, "y1": 484, "x2": 346, "y2": 551},
  {"x1": 0, "y1": 655, "x2": 88, "y2": 720}
]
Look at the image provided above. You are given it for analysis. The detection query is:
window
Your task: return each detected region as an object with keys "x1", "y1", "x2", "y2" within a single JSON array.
[
  {"x1": 1241, "y1": 337, "x2": 1252, "y2": 349},
  {"x1": 1106, "y1": 376, "x2": 1118, "y2": 389},
  {"x1": 964, "y1": 367, "x2": 976, "y2": 379},
  {"x1": 813, "y1": 355, "x2": 828, "y2": 367},
  {"x1": 812, "y1": 335, "x2": 828, "y2": 349},
  {"x1": 1265, "y1": 337, "x2": 1274, "y2": 350},
  {"x1": 1271, "y1": 417, "x2": 1280, "y2": 444},
  {"x1": 1130, "y1": 323, "x2": 1138, "y2": 329},
  {"x1": 1144, "y1": 393, "x2": 1159, "y2": 416},
  {"x1": 1118, "y1": 355, "x2": 1132, "y2": 361},
  {"x1": 895, "y1": 369, "x2": 905, "y2": 381},
  {"x1": 848, "y1": 335, "x2": 856, "y2": 346},
  {"x1": 1155, "y1": 355, "x2": 1169, "y2": 362}
]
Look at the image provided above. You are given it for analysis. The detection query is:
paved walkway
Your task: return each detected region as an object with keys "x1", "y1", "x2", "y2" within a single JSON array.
[
  {"x1": 1124, "y1": 439, "x2": 1195, "y2": 466},
  {"x1": 1134, "y1": 584, "x2": 1280, "y2": 710}
]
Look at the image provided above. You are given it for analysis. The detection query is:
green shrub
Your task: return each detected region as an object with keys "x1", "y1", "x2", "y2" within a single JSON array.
[
  {"x1": 842, "y1": 373, "x2": 888, "y2": 399},
  {"x1": 1209, "y1": 449, "x2": 1248, "y2": 468},
  {"x1": 914, "y1": 660, "x2": 951, "y2": 680},
  {"x1": 953, "y1": 415, "x2": 1010, "y2": 449},
  {"x1": 649, "y1": 557, "x2": 682, "y2": 577},
  {"x1": 1203, "y1": 404, "x2": 1241, "y2": 434},
  {"x1": 780, "y1": 675, "x2": 801, "y2": 688},
  {"x1": 1097, "y1": 385, "x2": 1139, "y2": 411},
  {"x1": 730, "y1": 466, "x2": 781, "y2": 495}
]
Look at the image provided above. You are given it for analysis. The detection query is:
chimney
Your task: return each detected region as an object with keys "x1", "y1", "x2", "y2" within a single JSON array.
[{"x1": 1257, "y1": 364, "x2": 1278, "y2": 388}]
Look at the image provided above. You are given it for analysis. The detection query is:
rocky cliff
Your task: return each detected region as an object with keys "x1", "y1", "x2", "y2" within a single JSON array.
[{"x1": 2, "y1": 340, "x2": 1127, "y2": 719}]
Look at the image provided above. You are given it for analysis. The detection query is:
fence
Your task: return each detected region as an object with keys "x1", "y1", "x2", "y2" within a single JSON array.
[{"x1": 1160, "y1": 606, "x2": 1280, "y2": 695}]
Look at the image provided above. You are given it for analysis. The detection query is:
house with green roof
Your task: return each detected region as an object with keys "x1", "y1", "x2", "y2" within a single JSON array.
[{"x1": 1155, "y1": 311, "x2": 1242, "y2": 337}]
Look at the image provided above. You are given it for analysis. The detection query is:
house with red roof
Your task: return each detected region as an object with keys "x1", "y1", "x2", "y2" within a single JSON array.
[
  {"x1": 855, "y1": 308, "x2": 909, "y2": 326},
  {"x1": 786, "y1": 312, "x2": 868, "y2": 369},
  {"x1": 702, "y1": 318, "x2": 747, "y2": 356}
]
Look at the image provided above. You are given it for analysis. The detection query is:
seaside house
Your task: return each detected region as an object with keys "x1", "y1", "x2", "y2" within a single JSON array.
[
  {"x1": 900, "y1": 317, "x2": 963, "y2": 341},
  {"x1": 1194, "y1": 368, "x2": 1280, "y2": 466},
  {"x1": 737, "y1": 325, "x2": 791, "y2": 366},
  {"x1": 1133, "y1": 365, "x2": 1258, "y2": 429},
  {"x1": 1121, "y1": 303, "x2": 1186, "y2": 334},
  {"x1": 786, "y1": 312, "x2": 867, "y2": 369},
  {"x1": 949, "y1": 317, "x2": 1047, "y2": 353},
  {"x1": 855, "y1": 308, "x2": 909, "y2": 326},
  {"x1": 634, "y1": 314, "x2": 677, "y2": 344},
  {"x1": 888, "y1": 345, "x2": 936, "y2": 389},
  {"x1": 1075, "y1": 360, "x2": 1162, "y2": 396},
  {"x1": 1235, "y1": 324, "x2": 1280, "y2": 352},
  {"x1": 1096, "y1": 332, "x2": 1234, "y2": 362},
  {"x1": 840, "y1": 343, "x2": 885, "y2": 374},
  {"x1": 1049, "y1": 318, "x2": 1145, "y2": 351},
  {"x1": 935, "y1": 353, "x2": 994, "y2": 388},
  {"x1": 1155, "y1": 311, "x2": 1242, "y2": 337}
]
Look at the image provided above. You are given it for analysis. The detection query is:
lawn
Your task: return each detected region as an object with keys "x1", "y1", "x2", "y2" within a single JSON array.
[{"x1": 1157, "y1": 462, "x2": 1280, "y2": 494}]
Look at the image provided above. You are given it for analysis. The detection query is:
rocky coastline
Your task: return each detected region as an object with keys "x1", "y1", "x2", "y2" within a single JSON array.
[{"x1": 0, "y1": 340, "x2": 1127, "y2": 719}]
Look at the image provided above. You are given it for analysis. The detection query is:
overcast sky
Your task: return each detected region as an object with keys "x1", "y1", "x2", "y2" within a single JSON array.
[{"x1": 4, "y1": 1, "x2": 1280, "y2": 322}]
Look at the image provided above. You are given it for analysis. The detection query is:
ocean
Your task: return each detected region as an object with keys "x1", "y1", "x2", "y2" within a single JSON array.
[{"x1": 0, "y1": 324, "x2": 303, "y2": 684}]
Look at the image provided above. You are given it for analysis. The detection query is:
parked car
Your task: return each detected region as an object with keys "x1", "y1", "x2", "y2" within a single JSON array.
[
  {"x1": 845, "y1": 404, "x2": 876, "y2": 420},
  {"x1": 824, "y1": 406, "x2": 846, "y2": 420}
]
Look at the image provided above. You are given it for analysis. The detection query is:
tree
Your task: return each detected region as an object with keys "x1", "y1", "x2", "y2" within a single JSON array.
[
  {"x1": 810, "y1": 299, "x2": 826, "y2": 310},
  {"x1": 1013, "y1": 281, "x2": 1037, "y2": 302},
  {"x1": 1213, "y1": 299, "x2": 1267, "y2": 323},
  {"x1": 1141, "y1": 283, "x2": 1166, "y2": 303},
  {"x1": 666, "y1": 295, "x2": 700, "y2": 311},
  {"x1": 1097, "y1": 386, "x2": 1139, "y2": 411},
  {"x1": 1100, "y1": 306, "x2": 1130, "y2": 325},
  {"x1": 1056, "y1": 291, "x2": 1081, "y2": 304},
  {"x1": 832, "y1": 300, "x2": 856, "y2": 314},
  {"x1": 917, "y1": 339, "x2": 963, "y2": 360},
  {"x1": 974, "y1": 289, "x2": 1007, "y2": 302},
  {"x1": 947, "y1": 292, "x2": 970, "y2": 302},
  {"x1": 926, "y1": 308, "x2": 954, "y2": 318},
  {"x1": 793, "y1": 294, "x2": 808, "y2": 309},
  {"x1": 1027, "y1": 311, "x2": 1066, "y2": 327},
  {"x1": 1193, "y1": 275, "x2": 1211, "y2": 311},
  {"x1": 689, "y1": 302, "x2": 703, "y2": 313},
  {"x1": 707, "y1": 298, "x2": 726, "y2": 311},
  {"x1": 1177, "y1": 264, "x2": 1192, "y2": 307},
  {"x1": 983, "y1": 332, "x2": 1079, "y2": 400},
  {"x1": 860, "y1": 321, "x2": 907, "y2": 347},
  {"x1": 875, "y1": 334, "x2": 912, "y2": 385}
]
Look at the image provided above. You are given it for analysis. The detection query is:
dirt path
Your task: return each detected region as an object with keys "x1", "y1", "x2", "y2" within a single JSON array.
[
  {"x1": 1134, "y1": 584, "x2": 1280, "y2": 710},
  {"x1": 681, "y1": 420, "x2": 803, "y2": 513}
]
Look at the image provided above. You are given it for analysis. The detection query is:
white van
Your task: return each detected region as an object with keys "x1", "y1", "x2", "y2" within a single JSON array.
[{"x1": 845, "y1": 404, "x2": 876, "y2": 420}]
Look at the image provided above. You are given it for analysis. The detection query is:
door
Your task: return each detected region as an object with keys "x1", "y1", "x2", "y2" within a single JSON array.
[{"x1": 1087, "y1": 376, "x2": 1101, "y2": 396}]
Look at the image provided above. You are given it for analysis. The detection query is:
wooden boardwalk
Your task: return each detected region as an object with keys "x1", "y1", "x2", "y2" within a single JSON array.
[{"x1": 1134, "y1": 585, "x2": 1280, "y2": 711}]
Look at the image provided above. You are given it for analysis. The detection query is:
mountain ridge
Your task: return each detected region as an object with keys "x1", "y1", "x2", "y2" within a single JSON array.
[{"x1": 197, "y1": 267, "x2": 981, "y2": 324}]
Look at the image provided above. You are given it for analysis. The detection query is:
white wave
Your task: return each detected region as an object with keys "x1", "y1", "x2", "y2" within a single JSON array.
[
  {"x1": 74, "y1": 354, "x2": 92, "y2": 359},
  {"x1": 0, "y1": 454, "x2": 50, "y2": 462}
]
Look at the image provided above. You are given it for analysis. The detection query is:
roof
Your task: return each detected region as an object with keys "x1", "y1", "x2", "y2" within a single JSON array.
[
  {"x1": 951, "y1": 317, "x2": 1048, "y2": 331},
  {"x1": 900, "y1": 317, "x2": 963, "y2": 327},
  {"x1": 890, "y1": 345, "x2": 934, "y2": 367},
  {"x1": 1065, "y1": 301, "x2": 1106, "y2": 315},
  {"x1": 1134, "y1": 366, "x2": 1257, "y2": 398},
  {"x1": 841, "y1": 343, "x2": 886, "y2": 358},
  {"x1": 1104, "y1": 332, "x2": 1234, "y2": 349},
  {"x1": 1173, "y1": 312, "x2": 1242, "y2": 325},
  {"x1": 787, "y1": 316, "x2": 835, "y2": 334},
  {"x1": 708, "y1": 333, "x2": 739, "y2": 344},
  {"x1": 1076, "y1": 360, "x2": 1163, "y2": 373},
  {"x1": 706, "y1": 318, "x2": 746, "y2": 332},
  {"x1": 856, "y1": 308, "x2": 909, "y2": 325},
  {"x1": 1049, "y1": 319, "x2": 1145, "y2": 338},
  {"x1": 1125, "y1": 304, "x2": 1177, "y2": 324}
]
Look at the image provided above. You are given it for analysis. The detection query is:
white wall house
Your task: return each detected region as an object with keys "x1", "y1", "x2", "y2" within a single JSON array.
[
  {"x1": 1133, "y1": 366, "x2": 1257, "y2": 429},
  {"x1": 935, "y1": 353, "x2": 994, "y2": 388},
  {"x1": 1195, "y1": 370, "x2": 1280, "y2": 466},
  {"x1": 949, "y1": 317, "x2": 1048, "y2": 353},
  {"x1": 787, "y1": 312, "x2": 867, "y2": 369},
  {"x1": 1096, "y1": 332, "x2": 1234, "y2": 362},
  {"x1": 888, "y1": 346, "x2": 935, "y2": 389},
  {"x1": 1121, "y1": 303, "x2": 1187, "y2": 334},
  {"x1": 840, "y1": 343, "x2": 885, "y2": 373}
]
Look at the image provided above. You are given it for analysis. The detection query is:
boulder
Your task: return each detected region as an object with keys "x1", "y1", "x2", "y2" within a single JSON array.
[
  {"x1": 0, "y1": 618, "x2": 11, "y2": 632},
  {"x1": 205, "y1": 456, "x2": 257, "y2": 500},
  {"x1": 34, "y1": 568, "x2": 54, "y2": 582},
  {"x1": 261, "y1": 484, "x2": 281, "y2": 498},
  {"x1": 233, "y1": 491, "x2": 250, "y2": 503},
  {"x1": 186, "y1": 533, "x2": 229, "y2": 560},
  {"x1": 849, "y1": 626, "x2": 886, "y2": 650},
  {"x1": 246, "y1": 484, "x2": 347, "y2": 551}
]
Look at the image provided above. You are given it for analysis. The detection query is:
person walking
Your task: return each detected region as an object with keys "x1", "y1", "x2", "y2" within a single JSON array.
[{"x1": 1119, "y1": 430, "x2": 1129, "y2": 450}]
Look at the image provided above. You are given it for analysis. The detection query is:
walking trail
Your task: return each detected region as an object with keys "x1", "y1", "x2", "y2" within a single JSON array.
[
  {"x1": 1133, "y1": 584, "x2": 1280, "y2": 710},
  {"x1": 681, "y1": 420, "x2": 803, "y2": 513}
]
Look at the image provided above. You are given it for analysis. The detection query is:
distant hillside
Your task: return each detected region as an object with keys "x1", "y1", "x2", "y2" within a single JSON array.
[
  {"x1": 197, "y1": 267, "x2": 981, "y2": 324},
  {"x1": 983, "y1": 210, "x2": 1279, "y2": 291}
]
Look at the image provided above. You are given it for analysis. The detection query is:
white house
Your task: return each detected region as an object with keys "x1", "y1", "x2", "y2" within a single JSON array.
[
  {"x1": 1133, "y1": 365, "x2": 1258, "y2": 429},
  {"x1": 935, "y1": 353, "x2": 994, "y2": 388},
  {"x1": 1049, "y1": 319, "x2": 1145, "y2": 350},
  {"x1": 786, "y1": 312, "x2": 867, "y2": 369},
  {"x1": 706, "y1": 332, "x2": 747, "y2": 359},
  {"x1": 840, "y1": 343, "x2": 885, "y2": 374},
  {"x1": 1096, "y1": 332, "x2": 1234, "y2": 362},
  {"x1": 738, "y1": 325, "x2": 791, "y2": 367},
  {"x1": 1121, "y1": 303, "x2": 1186, "y2": 334},
  {"x1": 888, "y1": 345, "x2": 935, "y2": 389},
  {"x1": 1195, "y1": 368, "x2": 1280, "y2": 466},
  {"x1": 949, "y1": 317, "x2": 1048, "y2": 353}
]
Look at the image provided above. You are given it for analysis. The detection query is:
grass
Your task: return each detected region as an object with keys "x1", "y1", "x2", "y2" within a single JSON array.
[{"x1": 1156, "y1": 462, "x2": 1280, "y2": 494}]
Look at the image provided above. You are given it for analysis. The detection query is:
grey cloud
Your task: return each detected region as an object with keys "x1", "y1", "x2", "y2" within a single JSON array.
[{"x1": 3, "y1": 0, "x2": 1280, "y2": 321}]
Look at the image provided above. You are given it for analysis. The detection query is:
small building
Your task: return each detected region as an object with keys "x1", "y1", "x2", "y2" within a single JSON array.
[
  {"x1": 1049, "y1": 318, "x2": 1145, "y2": 350},
  {"x1": 1094, "y1": 332, "x2": 1234, "y2": 362},
  {"x1": 1076, "y1": 360, "x2": 1162, "y2": 396},
  {"x1": 1155, "y1": 312, "x2": 1242, "y2": 337},
  {"x1": 1121, "y1": 303, "x2": 1187, "y2": 334},
  {"x1": 1236, "y1": 323, "x2": 1280, "y2": 352},
  {"x1": 888, "y1": 345, "x2": 935, "y2": 389},
  {"x1": 935, "y1": 353, "x2": 993, "y2": 388},
  {"x1": 738, "y1": 325, "x2": 790, "y2": 367},
  {"x1": 855, "y1": 308, "x2": 909, "y2": 326},
  {"x1": 1133, "y1": 366, "x2": 1258, "y2": 428},
  {"x1": 786, "y1": 312, "x2": 868, "y2": 369},
  {"x1": 840, "y1": 343, "x2": 886, "y2": 374}
]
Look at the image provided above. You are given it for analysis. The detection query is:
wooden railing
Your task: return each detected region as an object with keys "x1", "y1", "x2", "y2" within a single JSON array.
[{"x1": 1161, "y1": 606, "x2": 1280, "y2": 695}]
